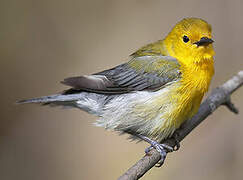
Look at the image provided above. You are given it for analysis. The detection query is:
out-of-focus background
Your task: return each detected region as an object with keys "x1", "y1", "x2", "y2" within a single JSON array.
[{"x1": 1, "y1": 0, "x2": 243, "y2": 179}]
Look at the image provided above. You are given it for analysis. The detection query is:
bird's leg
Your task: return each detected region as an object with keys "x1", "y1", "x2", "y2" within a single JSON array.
[{"x1": 137, "y1": 134, "x2": 173, "y2": 167}]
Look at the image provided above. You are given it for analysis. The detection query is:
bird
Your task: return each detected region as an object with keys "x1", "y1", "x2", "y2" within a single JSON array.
[{"x1": 18, "y1": 17, "x2": 215, "y2": 166}]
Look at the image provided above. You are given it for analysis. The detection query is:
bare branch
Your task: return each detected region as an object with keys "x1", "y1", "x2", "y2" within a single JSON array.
[{"x1": 118, "y1": 71, "x2": 243, "y2": 180}]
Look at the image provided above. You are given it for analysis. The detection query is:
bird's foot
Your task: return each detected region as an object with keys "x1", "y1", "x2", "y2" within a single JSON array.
[
  {"x1": 144, "y1": 141, "x2": 173, "y2": 167},
  {"x1": 137, "y1": 135, "x2": 173, "y2": 167}
]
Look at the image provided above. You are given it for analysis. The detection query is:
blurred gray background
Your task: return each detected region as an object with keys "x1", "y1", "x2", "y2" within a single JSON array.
[{"x1": 1, "y1": 0, "x2": 243, "y2": 179}]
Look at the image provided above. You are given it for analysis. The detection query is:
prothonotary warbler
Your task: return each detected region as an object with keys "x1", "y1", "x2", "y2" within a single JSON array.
[{"x1": 18, "y1": 17, "x2": 215, "y2": 166}]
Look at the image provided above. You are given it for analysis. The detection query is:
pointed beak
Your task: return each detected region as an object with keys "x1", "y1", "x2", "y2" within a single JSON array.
[{"x1": 194, "y1": 37, "x2": 214, "y2": 46}]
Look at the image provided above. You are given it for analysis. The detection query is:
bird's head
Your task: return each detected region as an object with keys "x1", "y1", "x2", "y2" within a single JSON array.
[{"x1": 164, "y1": 18, "x2": 215, "y2": 64}]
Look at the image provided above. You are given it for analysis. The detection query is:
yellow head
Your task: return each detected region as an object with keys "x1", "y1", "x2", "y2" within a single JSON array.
[{"x1": 163, "y1": 18, "x2": 215, "y2": 64}]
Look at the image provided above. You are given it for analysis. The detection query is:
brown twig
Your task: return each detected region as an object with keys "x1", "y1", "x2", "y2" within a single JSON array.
[{"x1": 118, "y1": 71, "x2": 243, "y2": 180}]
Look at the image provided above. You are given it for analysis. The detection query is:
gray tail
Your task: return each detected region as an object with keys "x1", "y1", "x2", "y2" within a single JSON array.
[
  {"x1": 17, "y1": 93, "x2": 107, "y2": 116},
  {"x1": 17, "y1": 94, "x2": 85, "y2": 105}
]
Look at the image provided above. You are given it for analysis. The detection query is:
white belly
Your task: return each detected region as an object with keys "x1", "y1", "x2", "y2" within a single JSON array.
[{"x1": 95, "y1": 81, "x2": 180, "y2": 141}]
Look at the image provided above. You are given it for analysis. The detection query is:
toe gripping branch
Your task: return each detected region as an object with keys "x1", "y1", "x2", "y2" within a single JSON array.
[{"x1": 137, "y1": 133, "x2": 181, "y2": 167}]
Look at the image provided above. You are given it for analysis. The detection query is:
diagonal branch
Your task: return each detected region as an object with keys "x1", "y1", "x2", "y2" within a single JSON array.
[{"x1": 118, "y1": 71, "x2": 243, "y2": 180}]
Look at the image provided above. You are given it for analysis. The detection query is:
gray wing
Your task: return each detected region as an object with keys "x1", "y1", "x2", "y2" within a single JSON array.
[{"x1": 62, "y1": 55, "x2": 181, "y2": 94}]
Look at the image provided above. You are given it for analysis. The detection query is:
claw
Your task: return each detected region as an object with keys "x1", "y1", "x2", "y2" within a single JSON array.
[{"x1": 145, "y1": 146, "x2": 153, "y2": 154}]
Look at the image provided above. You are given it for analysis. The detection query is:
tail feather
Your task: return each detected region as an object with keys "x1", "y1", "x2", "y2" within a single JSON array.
[
  {"x1": 16, "y1": 94, "x2": 85, "y2": 104},
  {"x1": 17, "y1": 92, "x2": 110, "y2": 116}
]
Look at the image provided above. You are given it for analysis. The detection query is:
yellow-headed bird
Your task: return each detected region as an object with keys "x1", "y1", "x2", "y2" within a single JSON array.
[{"x1": 18, "y1": 17, "x2": 215, "y2": 165}]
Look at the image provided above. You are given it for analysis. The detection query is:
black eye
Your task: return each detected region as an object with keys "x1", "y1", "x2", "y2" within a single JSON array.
[{"x1": 183, "y1": 35, "x2": 189, "y2": 43}]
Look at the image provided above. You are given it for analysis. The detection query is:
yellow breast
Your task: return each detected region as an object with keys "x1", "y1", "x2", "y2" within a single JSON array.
[
  {"x1": 171, "y1": 58, "x2": 214, "y2": 123},
  {"x1": 150, "y1": 58, "x2": 214, "y2": 141},
  {"x1": 175, "y1": 58, "x2": 214, "y2": 120}
]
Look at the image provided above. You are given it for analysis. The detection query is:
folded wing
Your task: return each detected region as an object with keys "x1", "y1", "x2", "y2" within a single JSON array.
[{"x1": 62, "y1": 55, "x2": 181, "y2": 94}]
